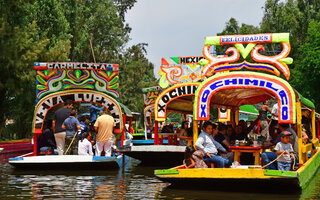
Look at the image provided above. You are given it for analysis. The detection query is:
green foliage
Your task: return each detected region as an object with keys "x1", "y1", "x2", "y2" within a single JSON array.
[
  {"x1": 292, "y1": 20, "x2": 320, "y2": 109},
  {"x1": 119, "y1": 43, "x2": 157, "y2": 119},
  {"x1": 217, "y1": 0, "x2": 320, "y2": 109},
  {"x1": 0, "y1": 0, "x2": 156, "y2": 139}
]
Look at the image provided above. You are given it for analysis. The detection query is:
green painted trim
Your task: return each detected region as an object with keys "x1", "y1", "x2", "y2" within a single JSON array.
[
  {"x1": 234, "y1": 43, "x2": 256, "y2": 59},
  {"x1": 272, "y1": 33, "x2": 289, "y2": 43},
  {"x1": 171, "y1": 57, "x2": 180, "y2": 64},
  {"x1": 264, "y1": 169, "x2": 297, "y2": 177},
  {"x1": 132, "y1": 133, "x2": 145, "y2": 136},
  {"x1": 205, "y1": 33, "x2": 290, "y2": 46},
  {"x1": 199, "y1": 59, "x2": 209, "y2": 66},
  {"x1": 205, "y1": 36, "x2": 220, "y2": 45},
  {"x1": 154, "y1": 169, "x2": 179, "y2": 175},
  {"x1": 298, "y1": 151, "x2": 320, "y2": 189}
]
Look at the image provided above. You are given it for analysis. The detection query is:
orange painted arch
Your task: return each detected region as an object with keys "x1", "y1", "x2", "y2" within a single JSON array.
[
  {"x1": 155, "y1": 82, "x2": 200, "y2": 121},
  {"x1": 194, "y1": 72, "x2": 296, "y2": 124}
]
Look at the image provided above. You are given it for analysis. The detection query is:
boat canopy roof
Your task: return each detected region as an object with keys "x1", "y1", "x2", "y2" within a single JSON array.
[
  {"x1": 239, "y1": 105, "x2": 259, "y2": 115},
  {"x1": 119, "y1": 102, "x2": 133, "y2": 117}
]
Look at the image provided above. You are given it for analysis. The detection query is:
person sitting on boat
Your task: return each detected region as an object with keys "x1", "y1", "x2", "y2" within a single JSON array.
[
  {"x1": 179, "y1": 121, "x2": 189, "y2": 146},
  {"x1": 52, "y1": 99, "x2": 73, "y2": 155},
  {"x1": 78, "y1": 132, "x2": 93, "y2": 156},
  {"x1": 184, "y1": 145, "x2": 207, "y2": 168},
  {"x1": 274, "y1": 131, "x2": 295, "y2": 171},
  {"x1": 226, "y1": 125, "x2": 235, "y2": 144},
  {"x1": 62, "y1": 109, "x2": 81, "y2": 155},
  {"x1": 161, "y1": 124, "x2": 173, "y2": 133},
  {"x1": 77, "y1": 116, "x2": 88, "y2": 139},
  {"x1": 261, "y1": 123, "x2": 299, "y2": 170},
  {"x1": 94, "y1": 109, "x2": 115, "y2": 157},
  {"x1": 195, "y1": 121, "x2": 232, "y2": 168},
  {"x1": 230, "y1": 125, "x2": 248, "y2": 143},
  {"x1": 38, "y1": 120, "x2": 57, "y2": 155},
  {"x1": 214, "y1": 123, "x2": 230, "y2": 151}
]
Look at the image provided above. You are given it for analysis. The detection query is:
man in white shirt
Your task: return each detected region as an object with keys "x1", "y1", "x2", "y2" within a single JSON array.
[{"x1": 195, "y1": 121, "x2": 232, "y2": 168}]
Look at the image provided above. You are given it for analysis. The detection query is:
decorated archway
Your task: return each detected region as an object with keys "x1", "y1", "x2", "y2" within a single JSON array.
[
  {"x1": 155, "y1": 82, "x2": 200, "y2": 121},
  {"x1": 194, "y1": 72, "x2": 296, "y2": 124},
  {"x1": 32, "y1": 89, "x2": 123, "y2": 134},
  {"x1": 144, "y1": 104, "x2": 155, "y2": 126}
]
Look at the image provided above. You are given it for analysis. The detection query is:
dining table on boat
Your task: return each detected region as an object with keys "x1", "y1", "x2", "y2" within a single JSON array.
[{"x1": 229, "y1": 145, "x2": 263, "y2": 165}]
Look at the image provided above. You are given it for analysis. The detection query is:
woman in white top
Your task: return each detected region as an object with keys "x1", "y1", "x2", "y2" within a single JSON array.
[{"x1": 78, "y1": 132, "x2": 93, "y2": 156}]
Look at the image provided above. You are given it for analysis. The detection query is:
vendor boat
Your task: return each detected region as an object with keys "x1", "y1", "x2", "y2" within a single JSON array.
[
  {"x1": 9, "y1": 62, "x2": 127, "y2": 170},
  {"x1": 154, "y1": 33, "x2": 320, "y2": 190}
]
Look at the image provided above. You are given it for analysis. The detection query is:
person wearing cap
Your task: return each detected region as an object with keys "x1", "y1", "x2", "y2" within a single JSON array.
[
  {"x1": 274, "y1": 131, "x2": 295, "y2": 171},
  {"x1": 261, "y1": 123, "x2": 299, "y2": 169}
]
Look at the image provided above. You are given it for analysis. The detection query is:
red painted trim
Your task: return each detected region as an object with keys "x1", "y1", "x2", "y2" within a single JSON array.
[
  {"x1": 33, "y1": 134, "x2": 38, "y2": 156},
  {"x1": 154, "y1": 121, "x2": 159, "y2": 145},
  {"x1": 121, "y1": 114, "x2": 126, "y2": 147}
]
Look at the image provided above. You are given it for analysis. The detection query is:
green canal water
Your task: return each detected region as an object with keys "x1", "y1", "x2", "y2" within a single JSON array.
[{"x1": 0, "y1": 157, "x2": 320, "y2": 199}]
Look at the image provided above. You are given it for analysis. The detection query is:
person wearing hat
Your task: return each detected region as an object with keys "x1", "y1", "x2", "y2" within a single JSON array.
[{"x1": 274, "y1": 131, "x2": 295, "y2": 171}]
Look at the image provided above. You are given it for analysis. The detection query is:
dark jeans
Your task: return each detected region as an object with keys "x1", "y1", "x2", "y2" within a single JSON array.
[
  {"x1": 261, "y1": 152, "x2": 299, "y2": 170},
  {"x1": 204, "y1": 154, "x2": 232, "y2": 168}
]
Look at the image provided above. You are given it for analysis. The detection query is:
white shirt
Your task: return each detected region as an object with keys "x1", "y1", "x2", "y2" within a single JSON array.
[
  {"x1": 78, "y1": 138, "x2": 93, "y2": 156},
  {"x1": 274, "y1": 142, "x2": 294, "y2": 163},
  {"x1": 195, "y1": 131, "x2": 226, "y2": 155},
  {"x1": 271, "y1": 103, "x2": 278, "y2": 120}
]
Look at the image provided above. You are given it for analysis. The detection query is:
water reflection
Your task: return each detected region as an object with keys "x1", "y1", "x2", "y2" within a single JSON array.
[
  {"x1": 0, "y1": 156, "x2": 320, "y2": 199},
  {"x1": 0, "y1": 157, "x2": 168, "y2": 199}
]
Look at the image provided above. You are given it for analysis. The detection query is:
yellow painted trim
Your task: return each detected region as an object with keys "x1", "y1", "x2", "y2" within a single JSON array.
[
  {"x1": 312, "y1": 109, "x2": 316, "y2": 139},
  {"x1": 193, "y1": 120, "x2": 198, "y2": 148},
  {"x1": 302, "y1": 143, "x2": 313, "y2": 153},
  {"x1": 157, "y1": 168, "x2": 287, "y2": 179},
  {"x1": 297, "y1": 148, "x2": 320, "y2": 174},
  {"x1": 235, "y1": 110, "x2": 239, "y2": 125},
  {"x1": 296, "y1": 101, "x2": 304, "y2": 164}
]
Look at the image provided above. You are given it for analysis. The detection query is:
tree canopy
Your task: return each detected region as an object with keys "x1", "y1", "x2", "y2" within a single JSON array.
[
  {"x1": 0, "y1": 0, "x2": 156, "y2": 139},
  {"x1": 217, "y1": 0, "x2": 320, "y2": 110}
]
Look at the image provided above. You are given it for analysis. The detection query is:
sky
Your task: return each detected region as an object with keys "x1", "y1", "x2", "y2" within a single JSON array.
[{"x1": 125, "y1": 0, "x2": 266, "y2": 77}]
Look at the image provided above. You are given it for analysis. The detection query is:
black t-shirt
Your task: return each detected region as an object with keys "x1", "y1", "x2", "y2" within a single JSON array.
[
  {"x1": 39, "y1": 128, "x2": 56, "y2": 148},
  {"x1": 54, "y1": 107, "x2": 70, "y2": 133},
  {"x1": 215, "y1": 133, "x2": 229, "y2": 150}
]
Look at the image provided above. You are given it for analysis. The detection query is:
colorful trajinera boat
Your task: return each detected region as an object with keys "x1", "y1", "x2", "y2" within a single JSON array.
[
  {"x1": 9, "y1": 62, "x2": 127, "y2": 170},
  {"x1": 154, "y1": 33, "x2": 320, "y2": 189},
  {"x1": 118, "y1": 86, "x2": 186, "y2": 166}
]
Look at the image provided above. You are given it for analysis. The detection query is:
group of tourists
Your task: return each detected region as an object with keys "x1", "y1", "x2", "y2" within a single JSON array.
[
  {"x1": 38, "y1": 100, "x2": 116, "y2": 157},
  {"x1": 182, "y1": 100, "x2": 314, "y2": 171}
]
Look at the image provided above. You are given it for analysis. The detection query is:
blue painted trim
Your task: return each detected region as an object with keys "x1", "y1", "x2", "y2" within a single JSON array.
[
  {"x1": 9, "y1": 157, "x2": 23, "y2": 161},
  {"x1": 214, "y1": 62, "x2": 275, "y2": 72},
  {"x1": 92, "y1": 156, "x2": 113, "y2": 161},
  {"x1": 132, "y1": 140, "x2": 168, "y2": 145}
]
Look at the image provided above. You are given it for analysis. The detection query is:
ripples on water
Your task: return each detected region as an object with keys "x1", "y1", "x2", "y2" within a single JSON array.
[{"x1": 0, "y1": 156, "x2": 320, "y2": 199}]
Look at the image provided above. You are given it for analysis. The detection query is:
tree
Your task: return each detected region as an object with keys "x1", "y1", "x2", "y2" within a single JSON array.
[
  {"x1": 119, "y1": 44, "x2": 156, "y2": 119},
  {"x1": 291, "y1": 20, "x2": 320, "y2": 109}
]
